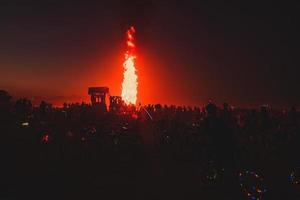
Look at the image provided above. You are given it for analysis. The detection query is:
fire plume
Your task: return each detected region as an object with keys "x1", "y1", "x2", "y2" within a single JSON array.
[{"x1": 121, "y1": 26, "x2": 138, "y2": 105}]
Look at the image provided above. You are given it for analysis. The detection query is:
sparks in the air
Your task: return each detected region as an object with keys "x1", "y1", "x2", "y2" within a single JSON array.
[{"x1": 121, "y1": 26, "x2": 138, "y2": 105}]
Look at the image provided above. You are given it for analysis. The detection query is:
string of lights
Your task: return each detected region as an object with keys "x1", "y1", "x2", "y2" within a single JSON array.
[{"x1": 238, "y1": 170, "x2": 267, "y2": 200}]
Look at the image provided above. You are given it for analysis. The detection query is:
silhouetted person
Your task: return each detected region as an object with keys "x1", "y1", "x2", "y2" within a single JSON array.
[
  {"x1": 203, "y1": 102, "x2": 236, "y2": 174},
  {"x1": 15, "y1": 98, "x2": 32, "y2": 121},
  {"x1": 0, "y1": 90, "x2": 11, "y2": 113},
  {"x1": 288, "y1": 106, "x2": 298, "y2": 128}
]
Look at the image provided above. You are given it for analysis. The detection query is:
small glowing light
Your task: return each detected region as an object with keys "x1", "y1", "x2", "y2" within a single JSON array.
[
  {"x1": 21, "y1": 122, "x2": 29, "y2": 126},
  {"x1": 257, "y1": 189, "x2": 262, "y2": 193},
  {"x1": 41, "y1": 134, "x2": 49, "y2": 143}
]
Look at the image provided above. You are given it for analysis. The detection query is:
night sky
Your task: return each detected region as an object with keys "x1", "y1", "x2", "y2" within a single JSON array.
[{"x1": 0, "y1": 1, "x2": 299, "y2": 107}]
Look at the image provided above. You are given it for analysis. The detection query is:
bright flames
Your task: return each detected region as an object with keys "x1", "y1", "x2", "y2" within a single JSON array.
[{"x1": 121, "y1": 26, "x2": 138, "y2": 105}]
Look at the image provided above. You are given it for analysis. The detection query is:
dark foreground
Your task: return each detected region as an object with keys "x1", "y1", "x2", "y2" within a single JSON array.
[{"x1": 0, "y1": 100, "x2": 299, "y2": 199}]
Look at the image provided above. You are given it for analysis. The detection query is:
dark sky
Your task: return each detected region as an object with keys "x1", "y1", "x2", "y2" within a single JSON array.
[{"x1": 0, "y1": 0, "x2": 299, "y2": 107}]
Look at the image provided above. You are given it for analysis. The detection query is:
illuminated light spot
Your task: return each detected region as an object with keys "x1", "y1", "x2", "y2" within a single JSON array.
[
  {"x1": 257, "y1": 189, "x2": 262, "y2": 193},
  {"x1": 41, "y1": 134, "x2": 49, "y2": 143},
  {"x1": 21, "y1": 122, "x2": 29, "y2": 126}
]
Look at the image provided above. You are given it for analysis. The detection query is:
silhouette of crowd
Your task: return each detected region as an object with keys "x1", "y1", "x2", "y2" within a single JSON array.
[{"x1": 0, "y1": 90, "x2": 299, "y2": 199}]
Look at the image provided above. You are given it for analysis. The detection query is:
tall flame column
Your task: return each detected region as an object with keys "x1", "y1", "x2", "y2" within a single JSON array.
[{"x1": 121, "y1": 26, "x2": 138, "y2": 105}]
